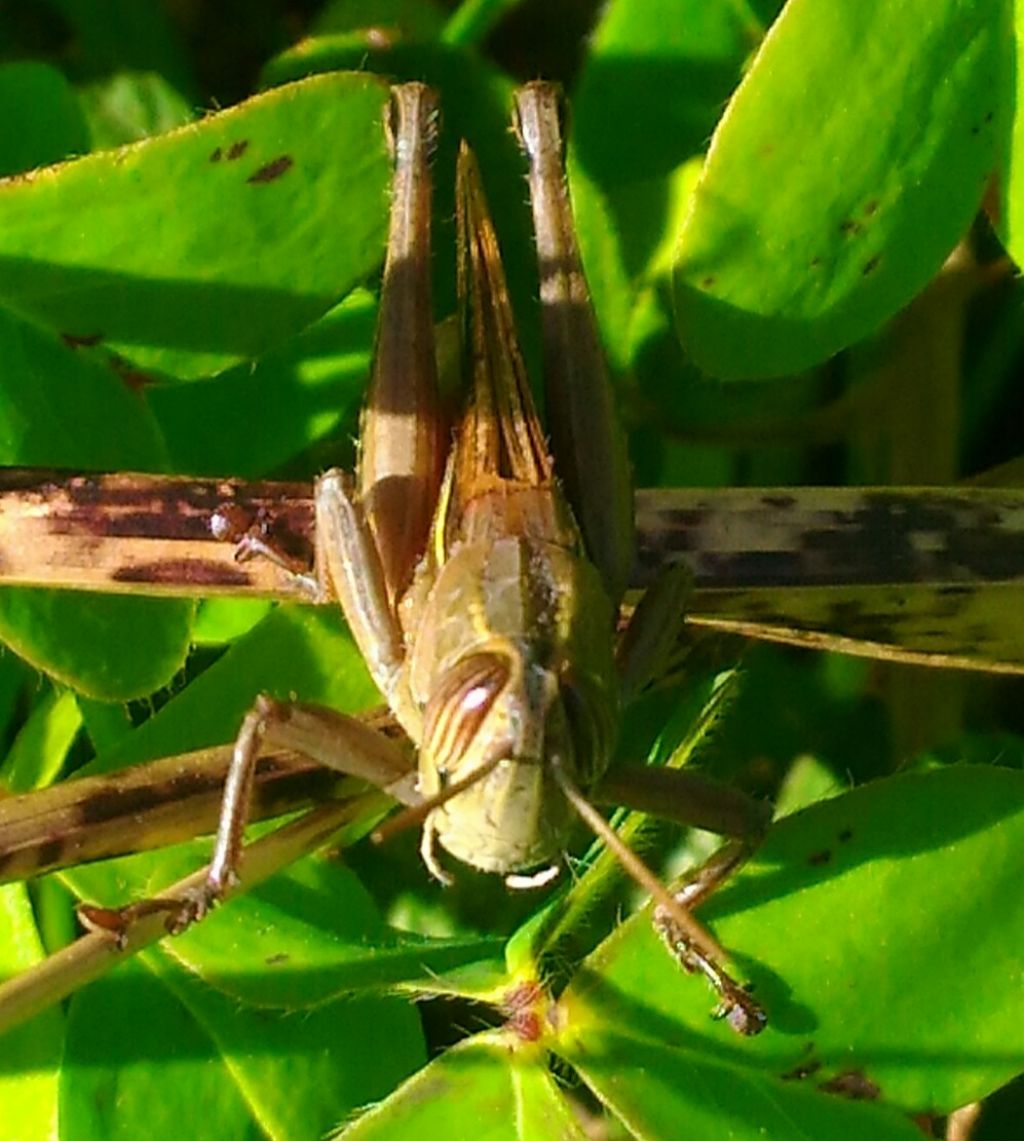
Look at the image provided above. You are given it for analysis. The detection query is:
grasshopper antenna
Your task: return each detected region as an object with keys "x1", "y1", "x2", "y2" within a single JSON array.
[
  {"x1": 371, "y1": 752, "x2": 508, "y2": 883},
  {"x1": 371, "y1": 752, "x2": 504, "y2": 846}
]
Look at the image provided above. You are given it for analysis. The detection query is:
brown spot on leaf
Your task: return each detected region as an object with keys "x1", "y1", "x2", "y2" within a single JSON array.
[
  {"x1": 863, "y1": 199, "x2": 879, "y2": 216},
  {"x1": 862, "y1": 255, "x2": 881, "y2": 276},
  {"x1": 227, "y1": 140, "x2": 249, "y2": 160},
  {"x1": 819, "y1": 1069, "x2": 881, "y2": 1100},
  {"x1": 210, "y1": 146, "x2": 223, "y2": 162},
  {"x1": 781, "y1": 1058, "x2": 823, "y2": 1081},
  {"x1": 62, "y1": 331, "x2": 104, "y2": 349},
  {"x1": 108, "y1": 352, "x2": 155, "y2": 393},
  {"x1": 702, "y1": 275, "x2": 716, "y2": 288},
  {"x1": 808, "y1": 849, "x2": 832, "y2": 866},
  {"x1": 248, "y1": 155, "x2": 294, "y2": 184},
  {"x1": 839, "y1": 219, "x2": 862, "y2": 236},
  {"x1": 838, "y1": 827, "x2": 853, "y2": 843}
]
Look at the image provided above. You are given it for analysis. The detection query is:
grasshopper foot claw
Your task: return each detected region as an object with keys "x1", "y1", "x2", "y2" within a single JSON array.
[
  {"x1": 716, "y1": 986, "x2": 768, "y2": 1037},
  {"x1": 164, "y1": 873, "x2": 235, "y2": 935}
]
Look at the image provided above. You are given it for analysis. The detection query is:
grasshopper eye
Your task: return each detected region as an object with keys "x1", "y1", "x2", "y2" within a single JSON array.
[{"x1": 422, "y1": 652, "x2": 510, "y2": 775}]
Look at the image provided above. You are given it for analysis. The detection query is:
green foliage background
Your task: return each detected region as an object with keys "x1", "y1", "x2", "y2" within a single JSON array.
[{"x1": 0, "y1": 2, "x2": 1023, "y2": 1139}]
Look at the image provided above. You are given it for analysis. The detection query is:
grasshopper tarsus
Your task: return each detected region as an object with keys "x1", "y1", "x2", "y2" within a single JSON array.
[
  {"x1": 654, "y1": 904, "x2": 767, "y2": 1036},
  {"x1": 210, "y1": 502, "x2": 322, "y2": 598},
  {"x1": 77, "y1": 892, "x2": 208, "y2": 948},
  {"x1": 163, "y1": 882, "x2": 225, "y2": 935},
  {"x1": 651, "y1": 834, "x2": 768, "y2": 1032},
  {"x1": 720, "y1": 988, "x2": 768, "y2": 1038}
]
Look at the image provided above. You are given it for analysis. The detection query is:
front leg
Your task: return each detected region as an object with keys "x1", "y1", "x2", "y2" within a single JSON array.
[
  {"x1": 90, "y1": 695, "x2": 419, "y2": 936},
  {"x1": 315, "y1": 470, "x2": 409, "y2": 713}
]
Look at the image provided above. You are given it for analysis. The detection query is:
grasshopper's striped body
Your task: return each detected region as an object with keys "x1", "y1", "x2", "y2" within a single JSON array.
[
  {"x1": 382, "y1": 127, "x2": 619, "y2": 876},
  {"x1": 22, "y1": 78, "x2": 1024, "y2": 1045},
  {"x1": 285, "y1": 85, "x2": 768, "y2": 1030},
  {"x1": 0, "y1": 83, "x2": 769, "y2": 1040}
]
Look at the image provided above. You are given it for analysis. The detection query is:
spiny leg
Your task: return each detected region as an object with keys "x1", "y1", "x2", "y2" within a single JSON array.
[
  {"x1": 553, "y1": 757, "x2": 767, "y2": 1035},
  {"x1": 602, "y1": 502, "x2": 771, "y2": 1029},
  {"x1": 597, "y1": 740, "x2": 770, "y2": 1033},
  {"x1": 85, "y1": 695, "x2": 418, "y2": 937}
]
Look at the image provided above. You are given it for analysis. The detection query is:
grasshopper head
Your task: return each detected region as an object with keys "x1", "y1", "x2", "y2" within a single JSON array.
[{"x1": 418, "y1": 645, "x2": 615, "y2": 876}]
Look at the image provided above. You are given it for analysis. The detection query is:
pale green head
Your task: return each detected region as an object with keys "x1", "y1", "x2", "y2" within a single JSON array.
[{"x1": 417, "y1": 637, "x2": 617, "y2": 876}]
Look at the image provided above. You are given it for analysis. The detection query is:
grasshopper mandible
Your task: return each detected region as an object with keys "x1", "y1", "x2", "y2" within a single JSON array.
[{"x1": 0, "y1": 83, "x2": 771, "y2": 1036}]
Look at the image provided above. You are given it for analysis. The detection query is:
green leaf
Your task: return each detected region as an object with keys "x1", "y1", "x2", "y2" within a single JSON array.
[
  {"x1": 191, "y1": 598, "x2": 274, "y2": 646},
  {"x1": 0, "y1": 307, "x2": 166, "y2": 470},
  {"x1": 0, "y1": 884, "x2": 62, "y2": 1135},
  {"x1": 0, "y1": 248, "x2": 192, "y2": 701},
  {"x1": 60, "y1": 955, "x2": 424, "y2": 1141},
  {"x1": 78, "y1": 71, "x2": 195, "y2": 149},
  {"x1": 0, "y1": 61, "x2": 89, "y2": 175},
  {"x1": 338, "y1": 1034, "x2": 585, "y2": 1141},
  {"x1": 560, "y1": 1031, "x2": 923, "y2": 1141},
  {"x1": 672, "y1": 0, "x2": 1010, "y2": 378},
  {"x1": 996, "y1": 5, "x2": 1024, "y2": 262},
  {"x1": 0, "y1": 588, "x2": 193, "y2": 701},
  {"x1": 82, "y1": 604, "x2": 378, "y2": 773},
  {"x1": 146, "y1": 288, "x2": 375, "y2": 477},
  {"x1": 558, "y1": 766, "x2": 1024, "y2": 1114},
  {"x1": 0, "y1": 72, "x2": 391, "y2": 379},
  {"x1": 1, "y1": 688, "x2": 82, "y2": 794},
  {"x1": 571, "y1": 0, "x2": 766, "y2": 368}
]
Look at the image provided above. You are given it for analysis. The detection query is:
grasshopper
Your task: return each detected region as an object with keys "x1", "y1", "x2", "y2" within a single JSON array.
[{"x1": 0, "y1": 82, "x2": 774, "y2": 1037}]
